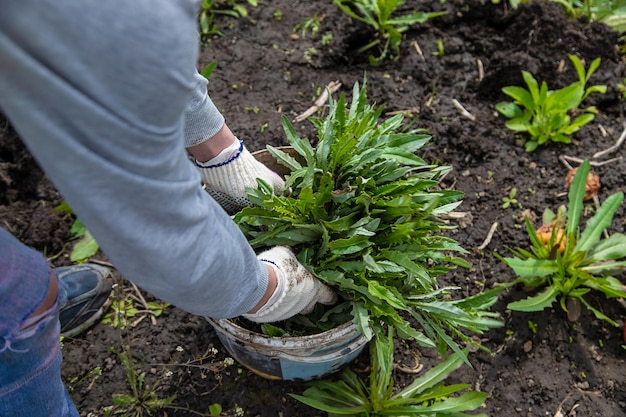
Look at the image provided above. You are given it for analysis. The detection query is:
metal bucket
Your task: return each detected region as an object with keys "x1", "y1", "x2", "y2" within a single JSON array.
[{"x1": 206, "y1": 318, "x2": 368, "y2": 381}]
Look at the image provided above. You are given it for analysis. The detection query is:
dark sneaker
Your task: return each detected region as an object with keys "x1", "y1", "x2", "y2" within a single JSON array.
[{"x1": 56, "y1": 263, "x2": 114, "y2": 338}]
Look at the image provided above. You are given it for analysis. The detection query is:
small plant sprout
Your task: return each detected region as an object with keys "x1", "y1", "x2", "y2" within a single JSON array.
[
  {"x1": 496, "y1": 55, "x2": 607, "y2": 152},
  {"x1": 502, "y1": 188, "x2": 519, "y2": 209},
  {"x1": 208, "y1": 403, "x2": 223, "y2": 416},
  {"x1": 496, "y1": 160, "x2": 626, "y2": 326},
  {"x1": 293, "y1": 13, "x2": 323, "y2": 38},
  {"x1": 433, "y1": 38, "x2": 445, "y2": 57}
]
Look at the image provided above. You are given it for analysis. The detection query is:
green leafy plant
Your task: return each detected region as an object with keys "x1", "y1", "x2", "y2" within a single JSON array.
[
  {"x1": 235, "y1": 79, "x2": 502, "y2": 358},
  {"x1": 332, "y1": 0, "x2": 446, "y2": 64},
  {"x1": 549, "y1": 0, "x2": 626, "y2": 33},
  {"x1": 291, "y1": 328, "x2": 488, "y2": 416},
  {"x1": 495, "y1": 54, "x2": 607, "y2": 152},
  {"x1": 198, "y1": 0, "x2": 257, "y2": 43},
  {"x1": 107, "y1": 349, "x2": 176, "y2": 417},
  {"x1": 496, "y1": 160, "x2": 626, "y2": 326},
  {"x1": 294, "y1": 13, "x2": 323, "y2": 38},
  {"x1": 103, "y1": 287, "x2": 169, "y2": 329},
  {"x1": 501, "y1": 188, "x2": 519, "y2": 209},
  {"x1": 54, "y1": 201, "x2": 99, "y2": 262}
]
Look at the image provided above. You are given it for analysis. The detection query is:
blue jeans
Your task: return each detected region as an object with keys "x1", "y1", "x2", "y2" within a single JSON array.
[{"x1": 0, "y1": 229, "x2": 78, "y2": 416}]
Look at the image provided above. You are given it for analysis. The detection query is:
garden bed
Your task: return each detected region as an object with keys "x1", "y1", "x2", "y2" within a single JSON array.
[{"x1": 1, "y1": 0, "x2": 625, "y2": 415}]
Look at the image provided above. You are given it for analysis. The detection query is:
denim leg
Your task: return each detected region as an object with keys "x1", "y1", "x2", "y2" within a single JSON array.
[{"x1": 0, "y1": 228, "x2": 78, "y2": 417}]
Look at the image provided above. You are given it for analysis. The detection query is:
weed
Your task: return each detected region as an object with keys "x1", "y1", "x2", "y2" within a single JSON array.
[
  {"x1": 200, "y1": 61, "x2": 218, "y2": 79},
  {"x1": 106, "y1": 348, "x2": 176, "y2": 417},
  {"x1": 291, "y1": 328, "x2": 488, "y2": 416},
  {"x1": 103, "y1": 284, "x2": 169, "y2": 329},
  {"x1": 496, "y1": 55, "x2": 607, "y2": 152},
  {"x1": 54, "y1": 201, "x2": 99, "y2": 262},
  {"x1": 333, "y1": 0, "x2": 446, "y2": 64},
  {"x1": 294, "y1": 13, "x2": 322, "y2": 38},
  {"x1": 198, "y1": 0, "x2": 257, "y2": 44},
  {"x1": 496, "y1": 160, "x2": 626, "y2": 326},
  {"x1": 433, "y1": 38, "x2": 445, "y2": 57},
  {"x1": 235, "y1": 79, "x2": 502, "y2": 358},
  {"x1": 551, "y1": 0, "x2": 626, "y2": 33},
  {"x1": 303, "y1": 47, "x2": 318, "y2": 64},
  {"x1": 66, "y1": 367, "x2": 102, "y2": 393},
  {"x1": 321, "y1": 32, "x2": 334, "y2": 46},
  {"x1": 502, "y1": 188, "x2": 519, "y2": 209}
]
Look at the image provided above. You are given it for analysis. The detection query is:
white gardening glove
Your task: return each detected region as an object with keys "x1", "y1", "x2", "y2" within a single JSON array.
[
  {"x1": 194, "y1": 139, "x2": 285, "y2": 214},
  {"x1": 243, "y1": 247, "x2": 338, "y2": 323}
]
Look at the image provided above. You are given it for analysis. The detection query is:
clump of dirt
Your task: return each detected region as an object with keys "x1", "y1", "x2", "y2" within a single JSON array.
[{"x1": 1, "y1": 0, "x2": 625, "y2": 416}]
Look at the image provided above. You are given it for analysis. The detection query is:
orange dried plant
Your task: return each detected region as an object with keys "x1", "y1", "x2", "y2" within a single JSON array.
[
  {"x1": 535, "y1": 222, "x2": 566, "y2": 254},
  {"x1": 565, "y1": 167, "x2": 600, "y2": 201}
]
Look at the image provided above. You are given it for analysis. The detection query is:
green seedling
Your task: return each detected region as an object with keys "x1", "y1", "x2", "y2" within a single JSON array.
[
  {"x1": 291, "y1": 328, "x2": 488, "y2": 416},
  {"x1": 496, "y1": 160, "x2": 626, "y2": 326},
  {"x1": 103, "y1": 287, "x2": 169, "y2": 329},
  {"x1": 502, "y1": 188, "x2": 519, "y2": 209},
  {"x1": 321, "y1": 32, "x2": 334, "y2": 46},
  {"x1": 102, "y1": 299, "x2": 138, "y2": 330},
  {"x1": 200, "y1": 61, "x2": 218, "y2": 79},
  {"x1": 66, "y1": 367, "x2": 102, "y2": 393},
  {"x1": 551, "y1": 0, "x2": 626, "y2": 33},
  {"x1": 107, "y1": 348, "x2": 176, "y2": 417},
  {"x1": 433, "y1": 38, "x2": 445, "y2": 57},
  {"x1": 303, "y1": 47, "x2": 318, "y2": 64},
  {"x1": 54, "y1": 201, "x2": 99, "y2": 263},
  {"x1": 198, "y1": 0, "x2": 258, "y2": 43},
  {"x1": 496, "y1": 55, "x2": 607, "y2": 152},
  {"x1": 235, "y1": 79, "x2": 502, "y2": 360},
  {"x1": 208, "y1": 404, "x2": 223, "y2": 416},
  {"x1": 333, "y1": 0, "x2": 446, "y2": 64},
  {"x1": 293, "y1": 13, "x2": 322, "y2": 38}
]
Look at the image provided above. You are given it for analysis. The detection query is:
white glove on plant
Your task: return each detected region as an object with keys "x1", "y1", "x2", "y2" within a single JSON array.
[
  {"x1": 195, "y1": 139, "x2": 284, "y2": 214},
  {"x1": 243, "y1": 247, "x2": 337, "y2": 323}
]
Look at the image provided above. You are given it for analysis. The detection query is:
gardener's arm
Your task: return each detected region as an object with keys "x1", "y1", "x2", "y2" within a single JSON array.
[
  {"x1": 0, "y1": 1, "x2": 334, "y2": 319},
  {"x1": 0, "y1": 0, "x2": 268, "y2": 318}
]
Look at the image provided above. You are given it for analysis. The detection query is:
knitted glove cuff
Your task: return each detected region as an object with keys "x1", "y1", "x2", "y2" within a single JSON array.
[
  {"x1": 243, "y1": 247, "x2": 336, "y2": 323},
  {"x1": 195, "y1": 141, "x2": 284, "y2": 214}
]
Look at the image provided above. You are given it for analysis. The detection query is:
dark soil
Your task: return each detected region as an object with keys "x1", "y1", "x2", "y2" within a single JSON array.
[{"x1": 1, "y1": 1, "x2": 625, "y2": 416}]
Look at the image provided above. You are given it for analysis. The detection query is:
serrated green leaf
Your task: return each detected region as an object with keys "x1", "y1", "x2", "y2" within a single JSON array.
[{"x1": 508, "y1": 286, "x2": 558, "y2": 312}]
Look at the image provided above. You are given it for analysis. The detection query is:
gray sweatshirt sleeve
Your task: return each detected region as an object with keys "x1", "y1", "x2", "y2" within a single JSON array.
[{"x1": 0, "y1": 0, "x2": 267, "y2": 318}]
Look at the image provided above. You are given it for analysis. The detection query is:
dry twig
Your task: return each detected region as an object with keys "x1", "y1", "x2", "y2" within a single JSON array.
[
  {"x1": 593, "y1": 123, "x2": 626, "y2": 159},
  {"x1": 451, "y1": 99, "x2": 476, "y2": 121},
  {"x1": 411, "y1": 40, "x2": 425, "y2": 61},
  {"x1": 476, "y1": 221, "x2": 498, "y2": 250},
  {"x1": 293, "y1": 81, "x2": 342, "y2": 122},
  {"x1": 476, "y1": 59, "x2": 484, "y2": 82}
]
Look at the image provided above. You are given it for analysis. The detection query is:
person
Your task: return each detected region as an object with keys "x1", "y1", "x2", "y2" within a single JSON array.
[{"x1": 0, "y1": 1, "x2": 336, "y2": 416}]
